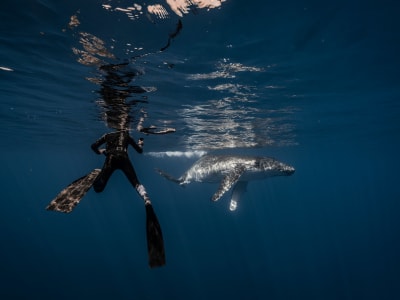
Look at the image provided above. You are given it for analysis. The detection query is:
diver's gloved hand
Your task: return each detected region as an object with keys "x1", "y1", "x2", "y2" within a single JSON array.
[
  {"x1": 138, "y1": 138, "x2": 144, "y2": 149},
  {"x1": 98, "y1": 148, "x2": 107, "y2": 155}
]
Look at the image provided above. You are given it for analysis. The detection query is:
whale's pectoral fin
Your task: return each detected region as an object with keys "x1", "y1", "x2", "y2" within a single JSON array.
[
  {"x1": 229, "y1": 181, "x2": 248, "y2": 211},
  {"x1": 212, "y1": 166, "x2": 245, "y2": 202}
]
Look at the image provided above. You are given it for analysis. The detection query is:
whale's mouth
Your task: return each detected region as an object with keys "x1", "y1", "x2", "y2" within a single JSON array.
[
  {"x1": 284, "y1": 166, "x2": 295, "y2": 175},
  {"x1": 278, "y1": 163, "x2": 295, "y2": 175}
]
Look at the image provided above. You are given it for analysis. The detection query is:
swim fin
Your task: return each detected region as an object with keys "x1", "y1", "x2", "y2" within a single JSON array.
[
  {"x1": 46, "y1": 169, "x2": 101, "y2": 213},
  {"x1": 145, "y1": 203, "x2": 166, "y2": 268}
]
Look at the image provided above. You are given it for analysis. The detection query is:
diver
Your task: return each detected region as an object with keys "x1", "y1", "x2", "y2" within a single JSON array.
[
  {"x1": 91, "y1": 130, "x2": 144, "y2": 193},
  {"x1": 91, "y1": 129, "x2": 165, "y2": 268}
]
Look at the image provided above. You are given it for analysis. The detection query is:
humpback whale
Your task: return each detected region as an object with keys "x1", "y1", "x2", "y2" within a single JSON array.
[{"x1": 156, "y1": 154, "x2": 295, "y2": 211}]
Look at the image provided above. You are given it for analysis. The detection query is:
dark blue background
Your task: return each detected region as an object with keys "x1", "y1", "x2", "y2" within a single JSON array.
[{"x1": 1, "y1": 0, "x2": 399, "y2": 299}]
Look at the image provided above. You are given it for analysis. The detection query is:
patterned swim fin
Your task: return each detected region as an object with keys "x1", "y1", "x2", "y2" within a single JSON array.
[{"x1": 46, "y1": 169, "x2": 101, "y2": 213}]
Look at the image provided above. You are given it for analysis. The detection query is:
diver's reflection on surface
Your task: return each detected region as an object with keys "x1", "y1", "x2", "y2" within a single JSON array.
[{"x1": 97, "y1": 62, "x2": 147, "y2": 131}]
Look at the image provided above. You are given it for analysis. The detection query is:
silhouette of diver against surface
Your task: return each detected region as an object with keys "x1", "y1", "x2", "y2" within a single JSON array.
[
  {"x1": 46, "y1": 63, "x2": 172, "y2": 267},
  {"x1": 47, "y1": 18, "x2": 182, "y2": 268}
]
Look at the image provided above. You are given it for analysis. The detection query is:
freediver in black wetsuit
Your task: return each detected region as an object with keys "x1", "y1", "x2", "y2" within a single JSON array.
[
  {"x1": 91, "y1": 130, "x2": 144, "y2": 194},
  {"x1": 91, "y1": 129, "x2": 165, "y2": 268}
]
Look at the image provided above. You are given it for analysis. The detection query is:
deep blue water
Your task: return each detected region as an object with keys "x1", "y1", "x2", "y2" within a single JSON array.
[{"x1": 1, "y1": 0, "x2": 400, "y2": 299}]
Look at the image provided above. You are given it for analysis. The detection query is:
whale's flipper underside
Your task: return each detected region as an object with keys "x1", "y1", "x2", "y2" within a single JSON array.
[
  {"x1": 229, "y1": 181, "x2": 248, "y2": 211},
  {"x1": 212, "y1": 166, "x2": 245, "y2": 202}
]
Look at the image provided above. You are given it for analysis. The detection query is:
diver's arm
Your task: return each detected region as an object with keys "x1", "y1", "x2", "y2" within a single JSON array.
[
  {"x1": 128, "y1": 136, "x2": 143, "y2": 153},
  {"x1": 91, "y1": 134, "x2": 107, "y2": 154}
]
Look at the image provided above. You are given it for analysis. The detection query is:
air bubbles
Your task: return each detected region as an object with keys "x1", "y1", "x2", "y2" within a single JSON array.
[{"x1": 0, "y1": 66, "x2": 14, "y2": 72}]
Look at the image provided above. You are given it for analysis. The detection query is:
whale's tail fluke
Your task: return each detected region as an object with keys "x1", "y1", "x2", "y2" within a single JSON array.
[{"x1": 155, "y1": 168, "x2": 183, "y2": 184}]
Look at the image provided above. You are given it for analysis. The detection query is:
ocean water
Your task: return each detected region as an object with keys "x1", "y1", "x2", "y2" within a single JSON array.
[{"x1": 1, "y1": 0, "x2": 400, "y2": 299}]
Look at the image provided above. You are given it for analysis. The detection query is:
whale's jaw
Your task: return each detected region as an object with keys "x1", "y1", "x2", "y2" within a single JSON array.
[{"x1": 282, "y1": 165, "x2": 295, "y2": 176}]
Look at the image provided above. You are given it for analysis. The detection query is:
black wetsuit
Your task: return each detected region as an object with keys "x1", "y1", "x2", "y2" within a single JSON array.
[
  {"x1": 91, "y1": 130, "x2": 148, "y2": 202},
  {"x1": 91, "y1": 130, "x2": 165, "y2": 267}
]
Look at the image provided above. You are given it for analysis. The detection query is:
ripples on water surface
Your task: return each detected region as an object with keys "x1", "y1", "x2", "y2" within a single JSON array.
[{"x1": 1, "y1": 0, "x2": 303, "y2": 152}]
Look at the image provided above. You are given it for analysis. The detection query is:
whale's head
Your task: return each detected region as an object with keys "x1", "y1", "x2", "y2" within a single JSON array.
[
  {"x1": 257, "y1": 157, "x2": 295, "y2": 176},
  {"x1": 280, "y1": 163, "x2": 295, "y2": 176}
]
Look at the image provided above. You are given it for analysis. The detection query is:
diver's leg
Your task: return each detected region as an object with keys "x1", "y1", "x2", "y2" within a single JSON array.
[
  {"x1": 121, "y1": 158, "x2": 166, "y2": 267},
  {"x1": 121, "y1": 159, "x2": 151, "y2": 205},
  {"x1": 93, "y1": 156, "x2": 115, "y2": 193}
]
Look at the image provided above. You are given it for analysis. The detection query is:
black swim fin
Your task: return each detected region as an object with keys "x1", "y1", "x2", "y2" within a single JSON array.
[
  {"x1": 46, "y1": 169, "x2": 101, "y2": 213},
  {"x1": 145, "y1": 203, "x2": 166, "y2": 268}
]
